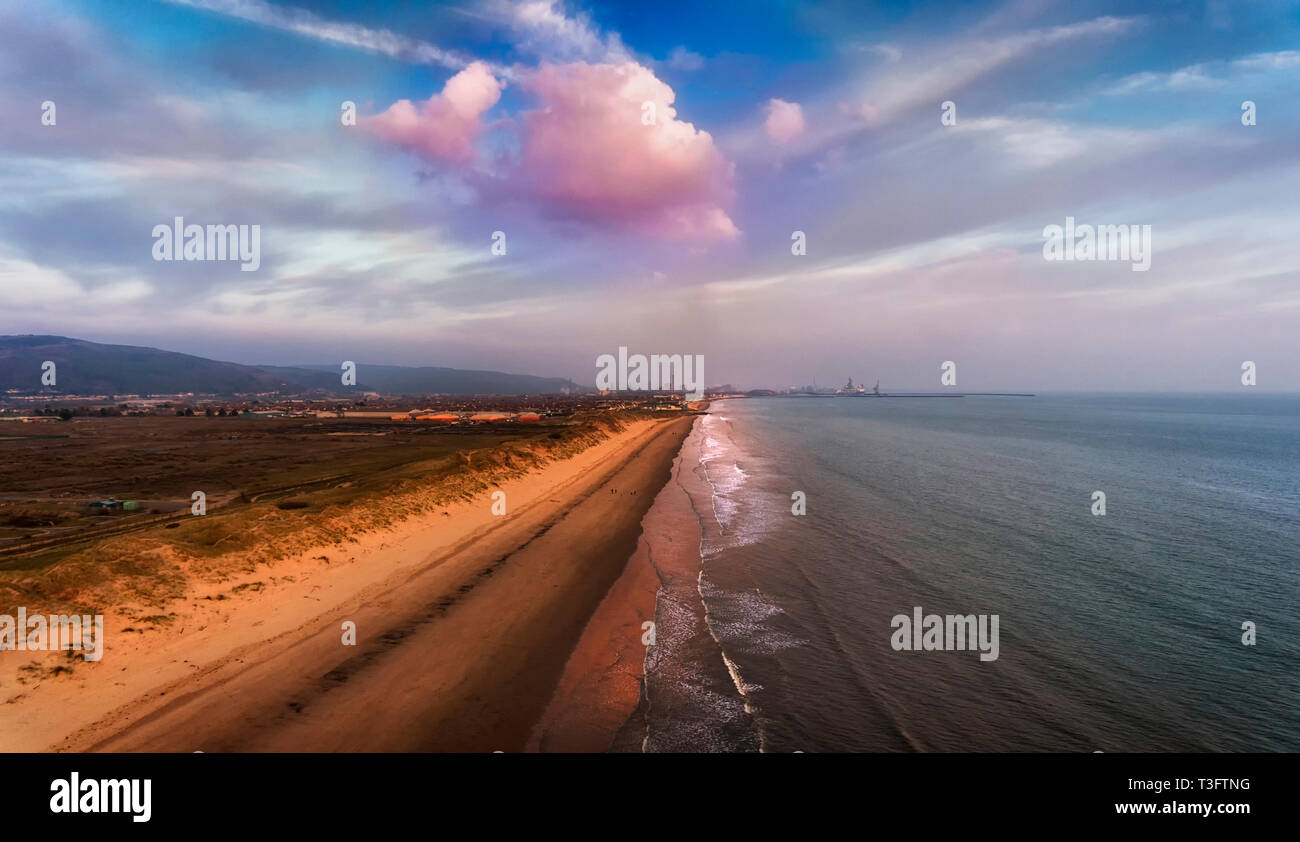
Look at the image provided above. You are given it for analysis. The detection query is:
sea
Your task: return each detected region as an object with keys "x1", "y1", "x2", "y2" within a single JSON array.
[{"x1": 639, "y1": 394, "x2": 1300, "y2": 752}]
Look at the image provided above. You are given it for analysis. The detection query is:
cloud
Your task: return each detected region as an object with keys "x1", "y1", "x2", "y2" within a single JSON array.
[
  {"x1": 734, "y1": 13, "x2": 1144, "y2": 169},
  {"x1": 506, "y1": 0, "x2": 630, "y2": 63},
  {"x1": 1233, "y1": 50, "x2": 1300, "y2": 72},
  {"x1": 859, "y1": 43, "x2": 902, "y2": 63},
  {"x1": 858, "y1": 16, "x2": 1139, "y2": 123},
  {"x1": 667, "y1": 46, "x2": 704, "y2": 71},
  {"x1": 162, "y1": 0, "x2": 486, "y2": 71},
  {"x1": 514, "y1": 61, "x2": 738, "y2": 241},
  {"x1": 1105, "y1": 66, "x2": 1217, "y2": 94},
  {"x1": 0, "y1": 249, "x2": 83, "y2": 309},
  {"x1": 763, "y1": 99, "x2": 806, "y2": 143},
  {"x1": 950, "y1": 116, "x2": 1165, "y2": 169},
  {"x1": 1105, "y1": 50, "x2": 1300, "y2": 95},
  {"x1": 369, "y1": 59, "x2": 737, "y2": 242},
  {"x1": 366, "y1": 61, "x2": 504, "y2": 165}
]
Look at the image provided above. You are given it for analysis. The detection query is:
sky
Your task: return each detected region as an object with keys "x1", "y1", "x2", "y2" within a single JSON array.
[{"x1": 1, "y1": 0, "x2": 1298, "y2": 391}]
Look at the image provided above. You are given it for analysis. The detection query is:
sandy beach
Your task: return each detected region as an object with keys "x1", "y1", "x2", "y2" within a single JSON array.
[
  {"x1": 527, "y1": 409, "x2": 721, "y2": 751},
  {"x1": 0, "y1": 414, "x2": 694, "y2": 752}
]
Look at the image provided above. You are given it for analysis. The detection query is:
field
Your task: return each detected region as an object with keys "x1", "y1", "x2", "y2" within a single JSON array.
[{"x1": 0, "y1": 414, "x2": 616, "y2": 601}]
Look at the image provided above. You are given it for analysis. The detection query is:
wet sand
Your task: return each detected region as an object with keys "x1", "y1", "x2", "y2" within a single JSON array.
[{"x1": 524, "y1": 441, "x2": 680, "y2": 752}]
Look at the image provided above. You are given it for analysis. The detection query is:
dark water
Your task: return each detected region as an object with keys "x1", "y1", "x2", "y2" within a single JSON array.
[{"x1": 642, "y1": 394, "x2": 1300, "y2": 751}]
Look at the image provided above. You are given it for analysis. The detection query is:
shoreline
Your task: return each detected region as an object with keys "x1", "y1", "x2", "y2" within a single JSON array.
[
  {"x1": 529, "y1": 401, "x2": 763, "y2": 753},
  {"x1": 0, "y1": 414, "x2": 695, "y2": 752},
  {"x1": 525, "y1": 416, "x2": 703, "y2": 752}
]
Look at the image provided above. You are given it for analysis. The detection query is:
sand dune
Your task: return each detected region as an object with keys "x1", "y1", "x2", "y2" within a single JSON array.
[{"x1": 0, "y1": 415, "x2": 694, "y2": 752}]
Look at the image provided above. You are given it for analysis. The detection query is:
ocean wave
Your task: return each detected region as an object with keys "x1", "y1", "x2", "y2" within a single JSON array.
[{"x1": 639, "y1": 416, "x2": 762, "y2": 752}]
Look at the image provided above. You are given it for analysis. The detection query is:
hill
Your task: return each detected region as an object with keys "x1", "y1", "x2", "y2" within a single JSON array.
[
  {"x1": 0, "y1": 336, "x2": 579, "y2": 396},
  {"x1": 0, "y1": 335, "x2": 297, "y2": 395}
]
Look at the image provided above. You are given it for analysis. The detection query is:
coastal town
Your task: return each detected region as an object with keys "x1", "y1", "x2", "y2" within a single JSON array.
[{"x1": 0, "y1": 390, "x2": 697, "y2": 423}]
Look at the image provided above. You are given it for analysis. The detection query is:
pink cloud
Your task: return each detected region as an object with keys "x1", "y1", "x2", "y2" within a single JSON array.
[
  {"x1": 367, "y1": 61, "x2": 503, "y2": 164},
  {"x1": 514, "y1": 61, "x2": 738, "y2": 241},
  {"x1": 837, "y1": 101, "x2": 880, "y2": 125},
  {"x1": 763, "y1": 98, "x2": 806, "y2": 143},
  {"x1": 369, "y1": 60, "x2": 738, "y2": 243}
]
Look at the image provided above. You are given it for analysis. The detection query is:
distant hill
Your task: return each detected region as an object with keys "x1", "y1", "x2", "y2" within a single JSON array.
[
  {"x1": 0, "y1": 336, "x2": 579, "y2": 396},
  {"x1": 0, "y1": 335, "x2": 299, "y2": 395}
]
